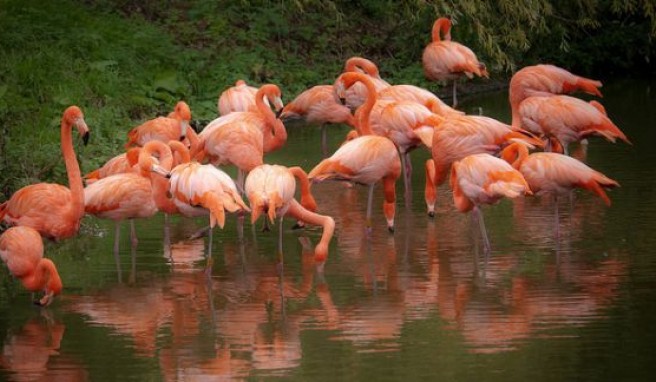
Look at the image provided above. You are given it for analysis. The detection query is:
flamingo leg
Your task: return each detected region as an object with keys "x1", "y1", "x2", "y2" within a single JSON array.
[
  {"x1": 129, "y1": 219, "x2": 138, "y2": 247},
  {"x1": 452, "y1": 80, "x2": 458, "y2": 108},
  {"x1": 129, "y1": 242, "x2": 137, "y2": 284},
  {"x1": 278, "y1": 216, "x2": 284, "y2": 257},
  {"x1": 400, "y1": 151, "x2": 412, "y2": 206},
  {"x1": 113, "y1": 221, "x2": 122, "y2": 283},
  {"x1": 164, "y1": 213, "x2": 172, "y2": 262},
  {"x1": 554, "y1": 195, "x2": 560, "y2": 241},
  {"x1": 474, "y1": 206, "x2": 491, "y2": 254},
  {"x1": 366, "y1": 183, "x2": 375, "y2": 235},
  {"x1": 205, "y1": 225, "x2": 214, "y2": 278},
  {"x1": 321, "y1": 124, "x2": 328, "y2": 157},
  {"x1": 425, "y1": 159, "x2": 436, "y2": 217}
]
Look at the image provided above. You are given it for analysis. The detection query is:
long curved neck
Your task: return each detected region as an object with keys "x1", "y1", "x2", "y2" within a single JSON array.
[
  {"x1": 61, "y1": 118, "x2": 85, "y2": 221},
  {"x1": 289, "y1": 166, "x2": 317, "y2": 212},
  {"x1": 153, "y1": 147, "x2": 176, "y2": 213},
  {"x1": 345, "y1": 57, "x2": 379, "y2": 78},
  {"x1": 20, "y1": 259, "x2": 54, "y2": 292},
  {"x1": 169, "y1": 140, "x2": 191, "y2": 166},
  {"x1": 257, "y1": 86, "x2": 287, "y2": 152},
  {"x1": 352, "y1": 76, "x2": 377, "y2": 135},
  {"x1": 501, "y1": 143, "x2": 528, "y2": 169},
  {"x1": 432, "y1": 18, "x2": 451, "y2": 42},
  {"x1": 256, "y1": 87, "x2": 277, "y2": 126}
]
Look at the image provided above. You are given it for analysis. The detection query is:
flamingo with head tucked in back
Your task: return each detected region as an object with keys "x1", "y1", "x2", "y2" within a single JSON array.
[
  {"x1": 422, "y1": 17, "x2": 488, "y2": 108},
  {"x1": 126, "y1": 101, "x2": 191, "y2": 148},
  {"x1": 245, "y1": 164, "x2": 335, "y2": 263},
  {"x1": 450, "y1": 153, "x2": 531, "y2": 254},
  {"x1": 84, "y1": 147, "x2": 141, "y2": 185},
  {"x1": 0, "y1": 226, "x2": 63, "y2": 306},
  {"x1": 0, "y1": 106, "x2": 90, "y2": 240},
  {"x1": 218, "y1": 79, "x2": 270, "y2": 116},
  {"x1": 501, "y1": 142, "x2": 619, "y2": 238},
  {"x1": 342, "y1": 56, "x2": 391, "y2": 110}
]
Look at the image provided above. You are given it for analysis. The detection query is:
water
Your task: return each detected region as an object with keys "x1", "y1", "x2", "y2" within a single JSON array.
[{"x1": 1, "y1": 78, "x2": 655, "y2": 381}]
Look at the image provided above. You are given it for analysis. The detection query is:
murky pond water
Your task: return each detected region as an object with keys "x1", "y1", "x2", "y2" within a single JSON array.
[{"x1": 1, "y1": 78, "x2": 655, "y2": 381}]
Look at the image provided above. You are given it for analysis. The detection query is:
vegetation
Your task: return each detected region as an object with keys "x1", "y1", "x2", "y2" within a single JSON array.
[{"x1": 1, "y1": 0, "x2": 654, "y2": 199}]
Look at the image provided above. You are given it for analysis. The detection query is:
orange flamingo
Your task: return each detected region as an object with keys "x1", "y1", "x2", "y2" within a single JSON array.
[
  {"x1": 377, "y1": 84, "x2": 463, "y2": 118},
  {"x1": 84, "y1": 141, "x2": 172, "y2": 268},
  {"x1": 516, "y1": 95, "x2": 630, "y2": 154},
  {"x1": 419, "y1": 115, "x2": 542, "y2": 216},
  {"x1": 450, "y1": 153, "x2": 531, "y2": 253},
  {"x1": 342, "y1": 56, "x2": 391, "y2": 110},
  {"x1": 245, "y1": 164, "x2": 335, "y2": 262},
  {"x1": 84, "y1": 147, "x2": 141, "y2": 185},
  {"x1": 501, "y1": 142, "x2": 619, "y2": 237},
  {"x1": 280, "y1": 85, "x2": 355, "y2": 155},
  {"x1": 309, "y1": 135, "x2": 401, "y2": 232},
  {"x1": 125, "y1": 100, "x2": 191, "y2": 148},
  {"x1": 217, "y1": 79, "x2": 263, "y2": 115},
  {"x1": 509, "y1": 64, "x2": 603, "y2": 129},
  {"x1": 195, "y1": 84, "x2": 287, "y2": 188},
  {"x1": 422, "y1": 17, "x2": 488, "y2": 107},
  {"x1": 0, "y1": 226, "x2": 63, "y2": 306},
  {"x1": 0, "y1": 106, "x2": 89, "y2": 240}
]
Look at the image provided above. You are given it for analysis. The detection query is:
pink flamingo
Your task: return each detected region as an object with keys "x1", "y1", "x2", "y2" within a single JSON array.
[
  {"x1": 217, "y1": 79, "x2": 263, "y2": 115},
  {"x1": 84, "y1": 147, "x2": 141, "y2": 185},
  {"x1": 125, "y1": 100, "x2": 191, "y2": 148},
  {"x1": 342, "y1": 56, "x2": 391, "y2": 110}
]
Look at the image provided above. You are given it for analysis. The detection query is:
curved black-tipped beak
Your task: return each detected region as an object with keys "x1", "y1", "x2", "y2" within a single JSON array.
[
  {"x1": 179, "y1": 135, "x2": 185, "y2": 141},
  {"x1": 275, "y1": 108, "x2": 283, "y2": 119},
  {"x1": 339, "y1": 97, "x2": 346, "y2": 106},
  {"x1": 82, "y1": 132, "x2": 90, "y2": 146},
  {"x1": 165, "y1": 173, "x2": 172, "y2": 179}
]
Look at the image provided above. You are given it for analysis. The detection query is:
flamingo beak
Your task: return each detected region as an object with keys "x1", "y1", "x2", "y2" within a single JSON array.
[
  {"x1": 76, "y1": 118, "x2": 90, "y2": 145},
  {"x1": 151, "y1": 164, "x2": 171, "y2": 178}
]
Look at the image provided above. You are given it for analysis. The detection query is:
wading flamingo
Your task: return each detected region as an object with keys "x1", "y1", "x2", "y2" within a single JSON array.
[
  {"x1": 309, "y1": 135, "x2": 401, "y2": 232},
  {"x1": 84, "y1": 141, "x2": 173, "y2": 270},
  {"x1": 501, "y1": 142, "x2": 619, "y2": 237},
  {"x1": 84, "y1": 147, "x2": 141, "y2": 185},
  {"x1": 417, "y1": 115, "x2": 542, "y2": 216},
  {"x1": 422, "y1": 17, "x2": 488, "y2": 107},
  {"x1": 0, "y1": 226, "x2": 63, "y2": 306},
  {"x1": 377, "y1": 84, "x2": 463, "y2": 118},
  {"x1": 125, "y1": 101, "x2": 191, "y2": 148},
  {"x1": 450, "y1": 153, "x2": 531, "y2": 253},
  {"x1": 509, "y1": 64, "x2": 603, "y2": 129},
  {"x1": 218, "y1": 79, "x2": 268, "y2": 115},
  {"x1": 245, "y1": 164, "x2": 335, "y2": 263},
  {"x1": 516, "y1": 95, "x2": 630, "y2": 154},
  {"x1": 342, "y1": 56, "x2": 391, "y2": 110},
  {"x1": 280, "y1": 85, "x2": 355, "y2": 155},
  {"x1": 0, "y1": 106, "x2": 90, "y2": 240}
]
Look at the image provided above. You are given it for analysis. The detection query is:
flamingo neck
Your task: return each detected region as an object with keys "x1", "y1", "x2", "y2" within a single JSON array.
[
  {"x1": 169, "y1": 140, "x2": 191, "y2": 165},
  {"x1": 153, "y1": 147, "x2": 176, "y2": 213},
  {"x1": 501, "y1": 143, "x2": 528, "y2": 170},
  {"x1": 61, "y1": 117, "x2": 85, "y2": 222},
  {"x1": 352, "y1": 76, "x2": 377, "y2": 135},
  {"x1": 21, "y1": 259, "x2": 60, "y2": 293},
  {"x1": 289, "y1": 167, "x2": 317, "y2": 212},
  {"x1": 432, "y1": 18, "x2": 452, "y2": 42},
  {"x1": 257, "y1": 86, "x2": 287, "y2": 152}
]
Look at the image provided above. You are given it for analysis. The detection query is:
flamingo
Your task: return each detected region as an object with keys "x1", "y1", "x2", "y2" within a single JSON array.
[
  {"x1": 342, "y1": 56, "x2": 391, "y2": 110},
  {"x1": 417, "y1": 115, "x2": 543, "y2": 216},
  {"x1": 377, "y1": 84, "x2": 463, "y2": 118},
  {"x1": 84, "y1": 147, "x2": 141, "y2": 185},
  {"x1": 450, "y1": 153, "x2": 531, "y2": 253},
  {"x1": 84, "y1": 141, "x2": 173, "y2": 270},
  {"x1": 309, "y1": 135, "x2": 401, "y2": 232},
  {"x1": 509, "y1": 64, "x2": 603, "y2": 129},
  {"x1": 217, "y1": 79, "x2": 268, "y2": 115},
  {"x1": 516, "y1": 95, "x2": 630, "y2": 155},
  {"x1": 125, "y1": 100, "x2": 191, "y2": 148},
  {"x1": 195, "y1": 84, "x2": 287, "y2": 189},
  {"x1": 0, "y1": 106, "x2": 90, "y2": 240},
  {"x1": 245, "y1": 164, "x2": 335, "y2": 263},
  {"x1": 279, "y1": 85, "x2": 355, "y2": 155},
  {"x1": 501, "y1": 142, "x2": 619, "y2": 237},
  {"x1": 0, "y1": 226, "x2": 63, "y2": 306},
  {"x1": 167, "y1": 158, "x2": 250, "y2": 264},
  {"x1": 422, "y1": 17, "x2": 488, "y2": 108}
]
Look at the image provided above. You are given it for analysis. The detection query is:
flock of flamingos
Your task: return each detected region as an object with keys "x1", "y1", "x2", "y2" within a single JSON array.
[{"x1": 0, "y1": 17, "x2": 631, "y2": 307}]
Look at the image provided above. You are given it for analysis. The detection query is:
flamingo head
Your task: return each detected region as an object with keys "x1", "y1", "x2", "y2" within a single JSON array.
[{"x1": 63, "y1": 105, "x2": 90, "y2": 145}]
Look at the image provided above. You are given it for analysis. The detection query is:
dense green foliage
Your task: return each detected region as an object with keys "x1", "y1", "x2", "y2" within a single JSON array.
[{"x1": 0, "y1": 0, "x2": 654, "y2": 199}]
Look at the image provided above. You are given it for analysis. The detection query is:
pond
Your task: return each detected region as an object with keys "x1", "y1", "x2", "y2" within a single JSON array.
[{"x1": 1, "y1": 77, "x2": 655, "y2": 381}]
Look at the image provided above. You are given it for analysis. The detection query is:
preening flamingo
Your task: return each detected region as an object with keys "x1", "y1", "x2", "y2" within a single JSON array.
[
  {"x1": 218, "y1": 79, "x2": 268, "y2": 115},
  {"x1": 422, "y1": 17, "x2": 488, "y2": 107},
  {"x1": 309, "y1": 135, "x2": 401, "y2": 232},
  {"x1": 516, "y1": 95, "x2": 630, "y2": 154},
  {"x1": 377, "y1": 84, "x2": 463, "y2": 118},
  {"x1": 509, "y1": 64, "x2": 603, "y2": 129},
  {"x1": 84, "y1": 147, "x2": 141, "y2": 185},
  {"x1": 245, "y1": 164, "x2": 335, "y2": 262},
  {"x1": 84, "y1": 141, "x2": 173, "y2": 269},
  {"x1": 501, "y1": 142, "x2": 619, "y2": 237},
  {"x1": 0, "y1": 226, "x2": 63, "y2": 306},
  {"x1": 342, "y1": 56, "x2": 391, "y2": 110},
  {"x1": 125, "y1": 100, "x2": 191, "y2": 148},
  {"x1": 0, "y1": 106, "x2": 90, "y2": 240},
  {"x1": 450, "y1": 153, "x2": 531, "y2": 253},
  {"x1": 280, "y1": 85, "x2": 355, "y2": 155},
  {"x1": 417, "y1": 115, "x2": 542, "y2": 216}
]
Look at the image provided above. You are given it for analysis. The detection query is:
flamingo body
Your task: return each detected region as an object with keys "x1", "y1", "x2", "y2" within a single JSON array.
[
  {"x1": 218, "y1": 80, "x2": 260, "y2": 115},
  {"x1": 378, "y1": 85, "x2": 462, "y2": 117},
  {"x1": 84, "y1": 148, "x2": 140, "y2": 185},
  {"x1": 280, "y1": 85, "x2": 354, "y2": 126},
  {"x1": 342, "y1": 57, "x2": 391, "y2": 110},
  {"x1": 84, "y1": 173, "x2": 158, "y2": 220}
]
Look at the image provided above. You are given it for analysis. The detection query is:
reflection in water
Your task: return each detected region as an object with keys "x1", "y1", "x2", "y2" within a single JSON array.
[{"x1": 0, "y1": 312, "x2": 87, "y2": 381}]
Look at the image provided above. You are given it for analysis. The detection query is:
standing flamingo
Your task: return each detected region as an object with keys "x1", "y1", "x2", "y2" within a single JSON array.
[
  {"x1": 416, "y1": 114, "x2": 542, "y2": 216},
  {"x1": 0, "y1": 226, "x2": 63, "y2": 306},
  {"x1": 0, "y1": 106, "x2": 90, "y2": 240},
  {"x1": 501, "y1": 142, "x2": 619, "y2": 237},
  {"x1": 422, "y1": 17, "x2": 488, "y2": 107},
  {"x1": 509, "y1": 64, "x2": 603, "y2": 129},
  {"x1": 84, "y1": 147, "x2": 141, "y2": 185},
  {"x1": 218, "y1": 79, "x2": 269, "y2": 115},
  {"x1": 279, "y1": 85, "x2": 355, "y2": 155},
  {"x1": 450, "y1": 153, "x2": 531, "y2": 253},
  {"x1": 125, "y1": 101, "x2": 191, "y2": 148},
  {"x1": 516, "y1": 95, "x2": 630, "y2": 154},
  {"x1": 309, "y1": 135, "x2": 401, "y2": 232},
  {"x1": 342, "y1": 56, "x2": 391, "y2": 110},
  {"x1": 84, "y1": 141, "x2": 173, "y2": 270},
  {"x1": 245, "y1": 164, "x2": 335, "y2": 262},
  {"x1": 377, "y1": 84, "x2": 463, "y2": 118}
]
